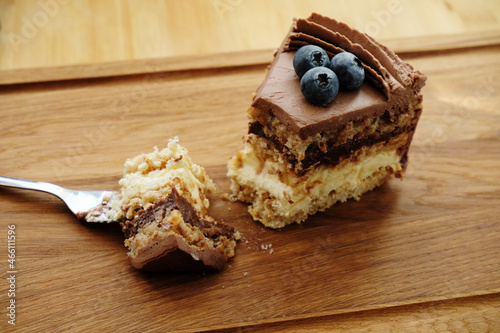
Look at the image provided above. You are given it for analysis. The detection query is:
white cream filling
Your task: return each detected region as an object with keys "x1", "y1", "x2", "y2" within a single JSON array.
[{"x1": 228, "y1": 143, "x2": 402, "y2": 217}]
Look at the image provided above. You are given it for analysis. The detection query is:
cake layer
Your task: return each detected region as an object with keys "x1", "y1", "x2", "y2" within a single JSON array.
[
  {"x1": 252, "y1": 13, "x2": 426, "y2": 138},
  {"x1": 248, "y1": 98, "x2": 421, "y2": 175},
  {"x1": 249, "y1": 104, "x2": 421, "y2": 175},
  {"x1": 121, "y1": 188, "x2": 234, "y2": 240},
  {"x1": 250, "y1": 120, "x2": 405, "y2": 170},
  {"x1": 117, "y1": 138, "x2": 238, "y2": 271},
  {"x1": 228, "y1": 134, "x2": 408, "y2": 228},
  {"x1": 125, "y1": 206, "x2": 237, "y2": 271},
  {"x1": 129, "y1": 233, "x2": 232, "y2": 272},
  {"x1": 118, "y1": 139, "x2": 214, "y2": 221}
]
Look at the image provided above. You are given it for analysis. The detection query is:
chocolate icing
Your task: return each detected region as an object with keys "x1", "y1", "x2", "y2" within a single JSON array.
[
  {"x1": 121, "y1": 188, "x2": 235, "y2": 272},
  {"x1": 252, "y1": 13, "x2": 426, "y2": 139},
  {"x1": 129, "y1": 233, "x2": 228, "y2": 272}
]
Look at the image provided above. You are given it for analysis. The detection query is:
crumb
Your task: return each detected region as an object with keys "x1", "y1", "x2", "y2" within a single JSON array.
[
  {"x1": 260, "y1": 243, "x2": 274, "y2": 254},
  {"x1": 260, "y1": 243, "x2": 273, "y2": 251},
  {"x1": 221, "y1": 193, "x2": 237, "y2": 202}
]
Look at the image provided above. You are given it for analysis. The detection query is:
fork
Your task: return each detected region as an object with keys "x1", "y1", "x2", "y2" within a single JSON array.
[{"x1": 0, "y1": 176, "x2": 118, "y2": 222}]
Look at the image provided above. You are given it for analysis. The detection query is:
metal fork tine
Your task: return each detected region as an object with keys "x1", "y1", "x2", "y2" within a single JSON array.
[{"x1": 0, "y1": 176, "x2": 117, "y2": 223}]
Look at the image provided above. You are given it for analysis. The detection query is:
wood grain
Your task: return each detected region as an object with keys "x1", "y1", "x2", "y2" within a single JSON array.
[
  {"x1": 3, "y1": 31, "x2": 500, "y2": 86},
  {"x1": 1, "y1": 0, "x2": 500, "y2": 71},
  {"x1": 0, "y1": 41, "x2": 500, "y2": 331},
  {"x1": 226, "y1": 294, "x2": 500, "y2": 332}
]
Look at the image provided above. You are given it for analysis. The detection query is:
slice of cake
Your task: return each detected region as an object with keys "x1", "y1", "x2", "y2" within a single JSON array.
[
  {"x1": 106, "y1": 138, "x2": 238, "y2": 271},
  {"x1": 227, "y1": 13, "x2": 426, "y2": 229}
]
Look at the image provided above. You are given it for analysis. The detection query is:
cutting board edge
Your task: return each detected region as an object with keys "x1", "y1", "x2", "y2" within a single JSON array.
[
  {"x1": 194, "y1": 289, "x2": 500, "y2": 332},
  {"x1": 1, "y1": 30, "x2": 500, "y2": 86}
]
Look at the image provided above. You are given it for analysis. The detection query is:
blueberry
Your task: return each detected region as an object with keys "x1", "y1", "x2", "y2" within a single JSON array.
[
  {"x1": 329, "y1": 52, "x2": 365, "y2": 90},
  {"x1": 300, "y1": 67, "x2": 339, "y2": 106},
  {"x1": 293, "y1": 45, "x2": 330, "y2": 78}
]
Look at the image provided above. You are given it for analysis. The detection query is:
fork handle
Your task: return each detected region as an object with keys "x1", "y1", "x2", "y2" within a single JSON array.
[{"x1": 0, "y1": 176, "x2": 64, "y2": 197}]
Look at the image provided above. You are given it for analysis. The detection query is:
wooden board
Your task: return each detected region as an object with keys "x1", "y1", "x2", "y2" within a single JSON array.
[
  {"x1": 0, "y1": 37, "x2": 499, "y2": 332},
  {"x1": 2, "y1": 0, "x2": 500, "y2": 72}
]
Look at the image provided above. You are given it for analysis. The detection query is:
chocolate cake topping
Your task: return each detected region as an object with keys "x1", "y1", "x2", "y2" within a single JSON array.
[
  {"x1": 252, "y1": 13, "x2": 426, "y2": 139},
  {"x1": 121, "y1": 188, "x2": 237, "y2": 272},
  {"x1": 129, "y1": 233, "x2": 228, "y2": 272},
  {"x1": 121, "y1": 188, "x2": 234, "y2": 240}
]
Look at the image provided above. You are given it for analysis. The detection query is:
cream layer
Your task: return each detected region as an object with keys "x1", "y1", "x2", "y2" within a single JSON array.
[{"x1": 228, "y1": 141, "x2": 402, "y2": 228}]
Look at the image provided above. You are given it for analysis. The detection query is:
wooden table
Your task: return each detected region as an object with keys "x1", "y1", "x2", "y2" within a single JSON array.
[{"x1": 1, "y1": 1, "x2": 500, "y2": 332}]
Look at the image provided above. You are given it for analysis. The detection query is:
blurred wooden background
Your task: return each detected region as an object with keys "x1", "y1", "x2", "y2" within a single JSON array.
[{"x1": 1, "y1": 0, "x2": 500, "y2": 71}]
